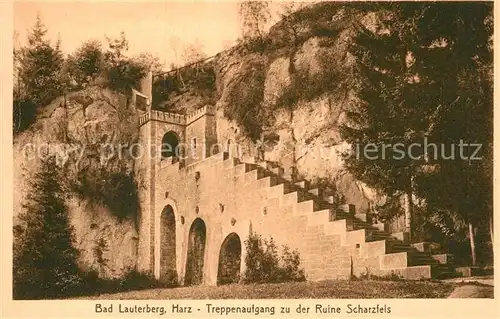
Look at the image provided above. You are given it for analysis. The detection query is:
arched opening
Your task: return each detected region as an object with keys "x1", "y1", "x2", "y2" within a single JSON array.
[
  {"x1": 161, "y1": 131, "x2": 180, "y2": 162},
  {"x1": 217, "y1": 233, "x2": 242, "y2": 285},
  {"x1": 184, "y1": 218, "x2": 206, "y2": 286},
  {"x1": 160, "y1": 205, "x2": 176, "y2": 282}
]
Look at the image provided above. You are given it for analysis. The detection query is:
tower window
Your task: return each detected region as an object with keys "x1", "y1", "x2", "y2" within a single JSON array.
[
  {"x1": 191, "y1": 138, "x2": 197, "y2": 154},
  {"x1": 161, "y1": 131, "x2": 180, "y2": 162}
]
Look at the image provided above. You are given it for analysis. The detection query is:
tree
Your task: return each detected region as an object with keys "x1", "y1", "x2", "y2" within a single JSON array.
[
  {"x1": 238, "y1": 1, "x2": 271, "y2": 43},
  {"x1": 340, "y1": 3, "x2": 493, "y2": 264},
  {"x1": 66, "y1": 40, "x2": 104, "y2": 87},
  {"x1": 133, "y1": 52, "x2": 163, "y2": 74},
  {"x1": 17, "y1": 14, "x2": 65, "y2": 106},
  {"x1": 339, "y1": 8, "x2": 429, "y2": 239},
  {"x1": 181, "y1": 40, "x2": 207, "y2": 65},
  {"x1": 102, "y1": 32, "x2": 148, "y2": 93},
  {"x1": 278, "y1": 1, "x2": 310, "y2": 48},
  {"x1": 410, "y1": 2, "x2": 493, "y2": 265},
  {"x1": 13, "y1": 156, "x2": 83, "y2": 299},
  {"x1": 14, "y1": 14, "x2": 65, "y2": 132}
]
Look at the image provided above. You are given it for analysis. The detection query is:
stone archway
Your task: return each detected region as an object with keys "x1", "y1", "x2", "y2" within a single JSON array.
[
  {"x1": 217, "y1": 233, "x2": 242, "y2": 285},
  {"x1": 160, "y1": 205, "x2": 176, "y2": 282},
  {"x1": 161, "y1": 131, "x2": 180, "y2": 161},
  {"x1": 184, "y1": 218, "x2": 206, "y2": 286}
]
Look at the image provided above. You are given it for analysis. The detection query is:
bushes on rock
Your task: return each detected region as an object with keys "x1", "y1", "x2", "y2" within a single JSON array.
[
  {"x1": 13, "y1": 98, "x2": 37, "y2": 133},
  {"x1": 152, "y1": 62, "x2": 217, "y2": 111},
  {"x1": 223, "y1": 59, "x2": 268, "y2": 141},
  {"x1": 242, "y1": 232, "x2": 305, "y2": 284},
  {"x1": 73, "y1": 164, "x2": 139, "y2": 221}
]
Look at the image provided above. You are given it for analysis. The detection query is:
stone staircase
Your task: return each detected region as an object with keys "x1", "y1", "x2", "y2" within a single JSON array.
[{"x1": 218, "y1": 152, "x2": 461, "y2": 280}]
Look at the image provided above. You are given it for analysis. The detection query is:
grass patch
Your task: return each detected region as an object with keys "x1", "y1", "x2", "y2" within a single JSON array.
[{"x1": 75, "y1": 279, "x2": 456, "y2": 300}]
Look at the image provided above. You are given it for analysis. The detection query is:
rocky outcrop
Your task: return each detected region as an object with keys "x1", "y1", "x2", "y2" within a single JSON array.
[
  {"x1": 13, "y1": 86, "x2": 140, "y2": 278},
  {"x1": 207, "y1": 4, "x2": 384, "y2": 215}
]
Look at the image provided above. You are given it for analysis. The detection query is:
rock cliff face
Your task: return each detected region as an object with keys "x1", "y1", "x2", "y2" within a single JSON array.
[
  {"x1": 207, "y1": 3, "x2": 383, "y2": 215},
  {"x1": 13, "y1": 86, "x2": 139, "y2": 278}
]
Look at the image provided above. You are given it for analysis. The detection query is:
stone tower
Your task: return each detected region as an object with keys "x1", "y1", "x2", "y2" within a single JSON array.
[{"x1": 134, "y1": 72, "x2": 218, "y2": 276}]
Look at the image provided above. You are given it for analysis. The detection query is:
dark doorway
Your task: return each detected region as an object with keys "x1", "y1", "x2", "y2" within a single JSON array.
[
  {"x1": 184, "y1": 218, "x2": 206, "y2": 286},
  {"x1": 161, "y1": 131, "x2": 180, "y2": 161},
  {"x1": 160, "y1": 205, "x2": 176, "y2": 282},
  {"x1": 217, "y1": 233, "x2": 242, "y2": 285}
]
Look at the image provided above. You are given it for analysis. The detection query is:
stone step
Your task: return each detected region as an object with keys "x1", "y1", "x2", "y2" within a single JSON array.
[
  {"x1": 306, "y1": 209, "x2": 332, "y2": 226},
  {"x1": 323, "y1": 219, "x2": 355, "y2": 235},
  {"x1": 408, "y1": 251, "x2": 441, "y2": 266},
  {"x1": 229, "y1": 163, "x2": 255, "y2": 175},
  {"x1": 281, "y1": 190, "x2": 312, "y2": 206},
  {"x1": 359, "y1": 239, "x2": 407, "y2": 257},
  {"x1": 432, "y1": 254, "x2": 454, "y2": 265},
  {"x1": 294, "y1": 180, "x2": 310, "y2": 189},
  {"x1": 267, "y1": 184, "x2": 286, "y2": 198},
  {"x1": 338, "y1": 204, "x2": 356, "y2": 215},
  {"x1": 345, "y1": 229, "x2": 368, "y2": 245},
  {"x1": 256, "y1": 161, "x2": 274, "y2": 170},
  {"x1": 390, "y1": 243, "x2": 414, "y2": 253},
  {"x1": 381, "y1": 252, "x2": 409, "y2": 269},
  {"x1": 411, "y1": 242, "x2": 442, "y2": 254},
  {"x1": 270, "y1": 166, "x2": 284, "y2": 177},
  {"x1": 391, "y1": 231, "x2": 410, "y2": 244},
  {"x1": 222, "y1": 157, "x2": 241, "y2": 169},
  {"x1": 355, "y1": 213, "x2": 373, "y2": 223},
  {"x1": 243, "y1": 167, "x2": 268, "y2": 183},
  {"x1": 380, "y1": 250, "x2": 446, "y2": 270},
  {"x1": 294, "y1": 200, "x2": 321, "y2": 215},
  {"x1": 324, "y1": 195, "x2": 335, "y2": 204},
  {"x1": 395, "y1": 265, "x2": 433, "y2": 280},
  {"x1": 308, "y1": 188, "x2": 321, "y2": 196},
  {"x1": 253, "y1": 176, "x2": 280, "y2": 189},
  {"x1": 454, "y1": 266, "x2": 492, "y2": 277}
]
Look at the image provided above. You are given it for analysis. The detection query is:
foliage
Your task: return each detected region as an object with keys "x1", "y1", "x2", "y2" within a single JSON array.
[
  {"x1": 93, "y1": 237, "x2": 110, "y2": 274},
  {"x1": 238, "y1": 1, "x2": 271, "y2": 44},
  {"x1": 242, "y1": 232, "x2": 305, "y2": 284},
  {"x1": 81, "y1": 279, "x2": 457, "y2": 299},
  {"x1": 338, "y1": 2, "x2": 493, "y2": 264},
  {"x1": 354, "y1": 268, "x2": 404, "y2": 281},
  {"x1": 407, "y1": 3, "x2": 493, "y2": 226},
  {"x1": 152, "y1": 62, "x2": 216, "y2": 110},
  {"x1": 181, "y1": 40, "x2": 207, "y2": 64},
  {"x1": 13, "y1": 156, "x2": 83, "y2": 299},
  {"x1": 72, "y1": 164, "x2": 139, "y2": 220},
  {"x1": 102, "y1": 32, "x2": 148, "y2": 94},
  {"x1": 13, "y1": 15, "x2": 65, "y2": 133},
  {"x1": 223, "y1": 59, "x2": 267, "y2": 141},
  {"x1": 59, "y1": 269, "x2": 175, "y2": 298},
  {"x1": 13, "y1": 98, "x2": 37, "y2": 133},
  {"x1": 160, "y1": 269, "x2": 179, "y2": 287},
  {"x1": 308, "y1": 176, "x2": 347, "y2": 208},
  {"x1": 16, "y1": 15, "x2": 65, "y2": 106}
]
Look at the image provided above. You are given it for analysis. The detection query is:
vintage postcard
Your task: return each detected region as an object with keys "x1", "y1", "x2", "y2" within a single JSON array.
[{"x1": 1, "y1": 0, "x2": 498, "y2": 318}]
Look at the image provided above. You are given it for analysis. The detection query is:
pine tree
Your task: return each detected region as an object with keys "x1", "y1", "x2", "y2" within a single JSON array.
[
  {"x1": 339, "y1": 6, "x2": 432, "y2": 238},
  {"x1": 13, "y1": 156, "x2": 83, "y2": 299},
  {"x1": 411, "y1": 2, "x2": 493, "y2": 265},
  {"x1": 17, "y1": 14, "x2": 65, "y2": 107},
  {"x1": 340, "y1": 3, "x2": 493, "y2": 264}
]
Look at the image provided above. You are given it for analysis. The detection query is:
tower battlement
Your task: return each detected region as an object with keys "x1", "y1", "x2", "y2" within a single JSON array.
[
  {"x1": 186, "y1": 105, "x2": 216, "y2": 124},
  {"x1": 139, "y1": 105, "x2": 215, "y2": 127}
]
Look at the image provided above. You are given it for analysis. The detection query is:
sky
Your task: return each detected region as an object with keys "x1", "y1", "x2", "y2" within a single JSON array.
[{"x1": 13, "y1": 1, "x2": 283, "y2": 70}]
